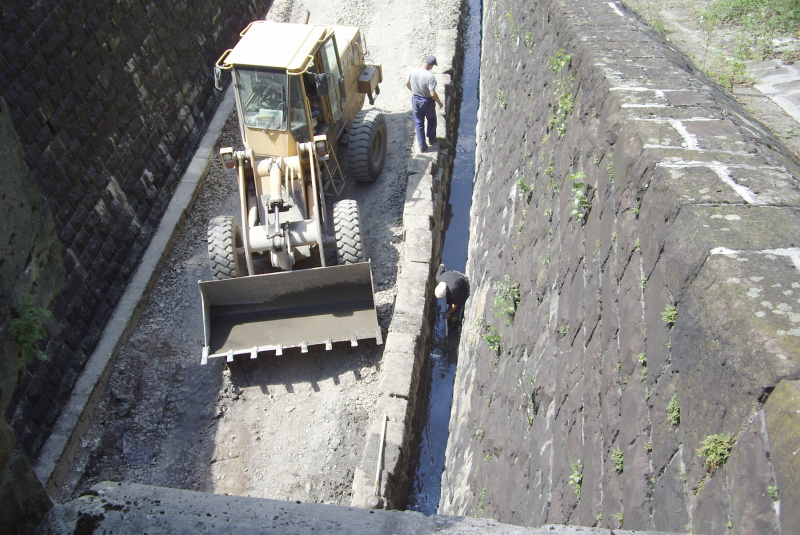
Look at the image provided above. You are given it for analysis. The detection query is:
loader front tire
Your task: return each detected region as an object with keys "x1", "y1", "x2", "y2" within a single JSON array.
[
  {"x1": 208, "y1": 215, "x2": 244, "y2": 279},
  {"x1": 348, "y1": 109, "x2": 387, "y2": 183},
  {"x1": 333, "y1": 199, "x2": 365, "y2": 264}
]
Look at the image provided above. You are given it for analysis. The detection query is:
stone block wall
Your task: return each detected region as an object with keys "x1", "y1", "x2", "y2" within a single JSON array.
[
  {"x1": 439, "y1": 0, "x2": 800, "y2": 533},
  {"x1": 0, "y1": 0, "x2": 266, "y2": 461}
]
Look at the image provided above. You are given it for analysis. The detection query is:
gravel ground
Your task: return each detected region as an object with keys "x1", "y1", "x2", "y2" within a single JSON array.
[{"x1": 62, "y1": 0, "x2": 462, "y2": 506}]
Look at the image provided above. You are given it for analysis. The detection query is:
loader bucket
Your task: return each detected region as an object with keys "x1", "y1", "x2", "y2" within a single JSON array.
[{"x1": 199, "y1": 262, "x2": 383, "y2": 364}]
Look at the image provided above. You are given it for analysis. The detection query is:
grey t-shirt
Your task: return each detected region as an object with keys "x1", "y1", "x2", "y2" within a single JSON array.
[{"x1": 407, "y1": 68, "x2": 437, "y2": 98}]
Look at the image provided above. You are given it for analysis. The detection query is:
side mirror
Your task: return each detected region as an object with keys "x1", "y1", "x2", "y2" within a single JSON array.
[{"x1": 214, "y1": 65, "x2": 224, "y2": 91}]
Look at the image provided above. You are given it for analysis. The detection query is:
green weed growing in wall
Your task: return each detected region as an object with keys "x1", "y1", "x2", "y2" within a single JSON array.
[
  {"x1": 525, "y1": 31, "x2": 535, "y2": 53},
  {"x1": 568, "y1": 459, "x2": 583, "y2": 500},
  {"x1": 514, "y1": 373, "x2": 537, "y2": 426},
  {"x1": 569, "y1": 171, "x2": 590, "y2": 221},
  {"x1": 768, "y1": 485, "x2": 778, "y2": 501},
  {"x1": 10, "y1": 295, "x2": 52, "y2": 364},
  {"x1": 698, "y1": 433, "x2": 735, "y2": 473},
  {"x1": 498, "y1": 90, "x2": 508, "y2": 109},
  {"x1": 493, "y1": 275, "x2": 521, "y2": 324},
  {"x1": 483, "y1": 326, "x2": 502, "y2": 355},
  {"x1": 547, "y1": 49, "x2": 572, "y2": 72},
  {"x1": 548, "y1": 75, "x2": 575, "y2": 137},
  {"x1": 667, "y1": 391, "x2": 680, "y2": 425},
  {"x1": 516, "y1": 177, "x2": 532, "y2": 199},
  {"x1": 612, "y1": 446, "x2": 624, "y2": 473},
  {"x1": 506, "y1": 12, "x2": 517, "y2": 39},
  {"x1": 662, "y1": 304, "x2": 678, "y2": 327}
]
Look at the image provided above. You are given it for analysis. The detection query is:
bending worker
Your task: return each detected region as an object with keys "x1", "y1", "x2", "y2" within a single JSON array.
[
  {"x1": 405, "y1": 55, "x2": 444, "y2": 153},
  {"x1": 435, "y1": 263, "x2": 470, "y2": 321}
]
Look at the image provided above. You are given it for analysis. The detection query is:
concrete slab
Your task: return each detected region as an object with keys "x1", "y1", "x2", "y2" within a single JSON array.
[
  {"x1": 748, "y1": 59, "x2": 800, "y2": 123},
  {"x1": 41, "y1": 481, "x2": 684, "y2": 535},
  {"x1": 378, "y1": 351, "x2": 417, "y2": 398}
]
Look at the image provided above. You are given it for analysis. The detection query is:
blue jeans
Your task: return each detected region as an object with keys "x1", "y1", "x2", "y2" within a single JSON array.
[{"x1": 412, "y1": 95, "x2": 436, "y2": 149}]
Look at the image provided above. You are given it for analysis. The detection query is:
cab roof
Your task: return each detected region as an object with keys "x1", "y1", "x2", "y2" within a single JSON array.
[{"x1": 224, "y1": 21, "x2": 331, "y2": 73}]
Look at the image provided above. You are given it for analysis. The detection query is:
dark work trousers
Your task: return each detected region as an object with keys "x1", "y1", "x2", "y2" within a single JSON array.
[{"x1": 412, "y1": 94, "x2": 436, "y2": 149}]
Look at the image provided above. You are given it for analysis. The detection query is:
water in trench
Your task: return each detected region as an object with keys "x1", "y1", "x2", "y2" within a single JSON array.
[{"x1": 406, "y1": 0, "x2": 482, "y2": 515}]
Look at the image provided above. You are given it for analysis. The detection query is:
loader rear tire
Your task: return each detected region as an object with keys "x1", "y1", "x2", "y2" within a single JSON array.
[
  {"x1": 208, "y1": 215, "x2": 244, "y2": 279},
  {"x1": 333, "y1": 199, "x2": 365, "y2": 264},
  {"x1": 348, "y1": 109, "x2": 387, "y2": 183}
]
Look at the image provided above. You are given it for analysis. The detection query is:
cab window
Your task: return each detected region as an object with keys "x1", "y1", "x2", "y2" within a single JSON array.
[
  {"x1": 235, "y1": 68, "x2": 288, "y2": 130},
  {"x1": 318, "y1": 37, "x2": 343, "y2": 120},
  {"x1": 289, "y1": 75, "x2": 310, "y2": 143}
]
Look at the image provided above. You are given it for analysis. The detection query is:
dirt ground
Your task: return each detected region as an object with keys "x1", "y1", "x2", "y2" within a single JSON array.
[{"x1": 62, "y1": 0, "x2": 461, "y2": 506}]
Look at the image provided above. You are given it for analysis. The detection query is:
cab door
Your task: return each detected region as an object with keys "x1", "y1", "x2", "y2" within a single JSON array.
[{"x1": 318, "y1": 36, "x2": 344, "y2": 123}]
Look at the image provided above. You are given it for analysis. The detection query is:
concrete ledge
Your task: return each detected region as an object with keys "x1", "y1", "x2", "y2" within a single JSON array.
[
  {"x1": 42, "y1": 481, "x2": 682, "y2": 535},
  {"x1": 379, "y1": 351, "x2": 417, "y2": 398},
  {"x1": 350, "y1": 27, "x2": 460, "y2": 510},
  {"x1": 33, "y1": 88, "x2": 237, "y2": 496}
]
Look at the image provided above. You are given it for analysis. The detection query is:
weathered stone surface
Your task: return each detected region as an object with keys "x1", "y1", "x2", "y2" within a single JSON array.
[
  {"x1": 674, "y1": 253, "x2": 800, "y2": 486},
  {"x1": 651, "y1": 451, "x2": 689, "y2": 533},
  {"x1": 727, "y1": 411, "x2": 779, "y2": 535},
  {"x1": 0, "y1": 438, "x2": 52, "y2": 535},
  {"x1": 440, "y1": 0, "x2": 800, "y2": 532},
  {"x1": 764, "y1": 380, "x2": 800, "y2": 533}
]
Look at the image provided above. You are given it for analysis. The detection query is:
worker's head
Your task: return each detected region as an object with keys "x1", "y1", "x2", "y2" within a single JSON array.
[
  {"x1": 424, "y1": 55, "x2": 437, "y2": 68},
  {"x1": 434, "y1": 281, "x2": 447, "y2": 299}
]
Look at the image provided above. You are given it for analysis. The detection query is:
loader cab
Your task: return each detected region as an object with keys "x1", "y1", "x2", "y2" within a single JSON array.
[
  {"x1": 223, "y1": 24, "x2": 348, "y2": 159},
  {"x1": 231, "y1": 66, "x2": 307, "y2": 157}
]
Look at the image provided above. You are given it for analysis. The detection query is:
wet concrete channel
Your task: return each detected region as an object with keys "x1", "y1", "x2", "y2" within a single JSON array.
[{"x1": 407, "y1": 0, "x2": 482, "y2": 514}]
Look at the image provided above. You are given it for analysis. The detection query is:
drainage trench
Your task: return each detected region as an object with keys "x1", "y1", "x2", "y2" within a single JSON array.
[{"x1": 406, "y1": 0, "x2": 482, "y2": 514}]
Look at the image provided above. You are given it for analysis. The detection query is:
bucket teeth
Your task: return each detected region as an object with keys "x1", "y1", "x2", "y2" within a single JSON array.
[{"x1": 199, "y1": 263, "x2": 380, "y2": 363}]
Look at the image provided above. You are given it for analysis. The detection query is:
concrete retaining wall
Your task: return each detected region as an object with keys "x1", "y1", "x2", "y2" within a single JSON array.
[
  {"x1": 439, "y1": 1, "x2": 800, "y2": 534},
  {"x1": 350, "y1": 26, "x2": 461, "y2": 510},
  {"x1": 0, "y1": 0, "x2": 266, "y2": 461}
]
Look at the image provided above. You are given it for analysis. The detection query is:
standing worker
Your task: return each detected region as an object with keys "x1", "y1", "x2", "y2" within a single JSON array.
[
  {"x1": 435, "y1": 263, "x2": 470, "y2": 323},
  {"x1": 405, "y1": 55, "x2": 444, "y2": 153}
]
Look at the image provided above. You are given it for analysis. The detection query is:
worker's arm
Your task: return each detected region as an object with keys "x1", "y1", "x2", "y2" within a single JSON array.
[
  {"x1": 431, "y1": 89, "x2": 444, "y2": 109},
  {"x1": 405, "y1": 80, "x2": 411, "y2": 90}
]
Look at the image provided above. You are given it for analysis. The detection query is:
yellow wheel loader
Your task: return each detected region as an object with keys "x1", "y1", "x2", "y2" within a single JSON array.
[{"x1": 199, "y1": 21, "x2": 386, "y2": 364}]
